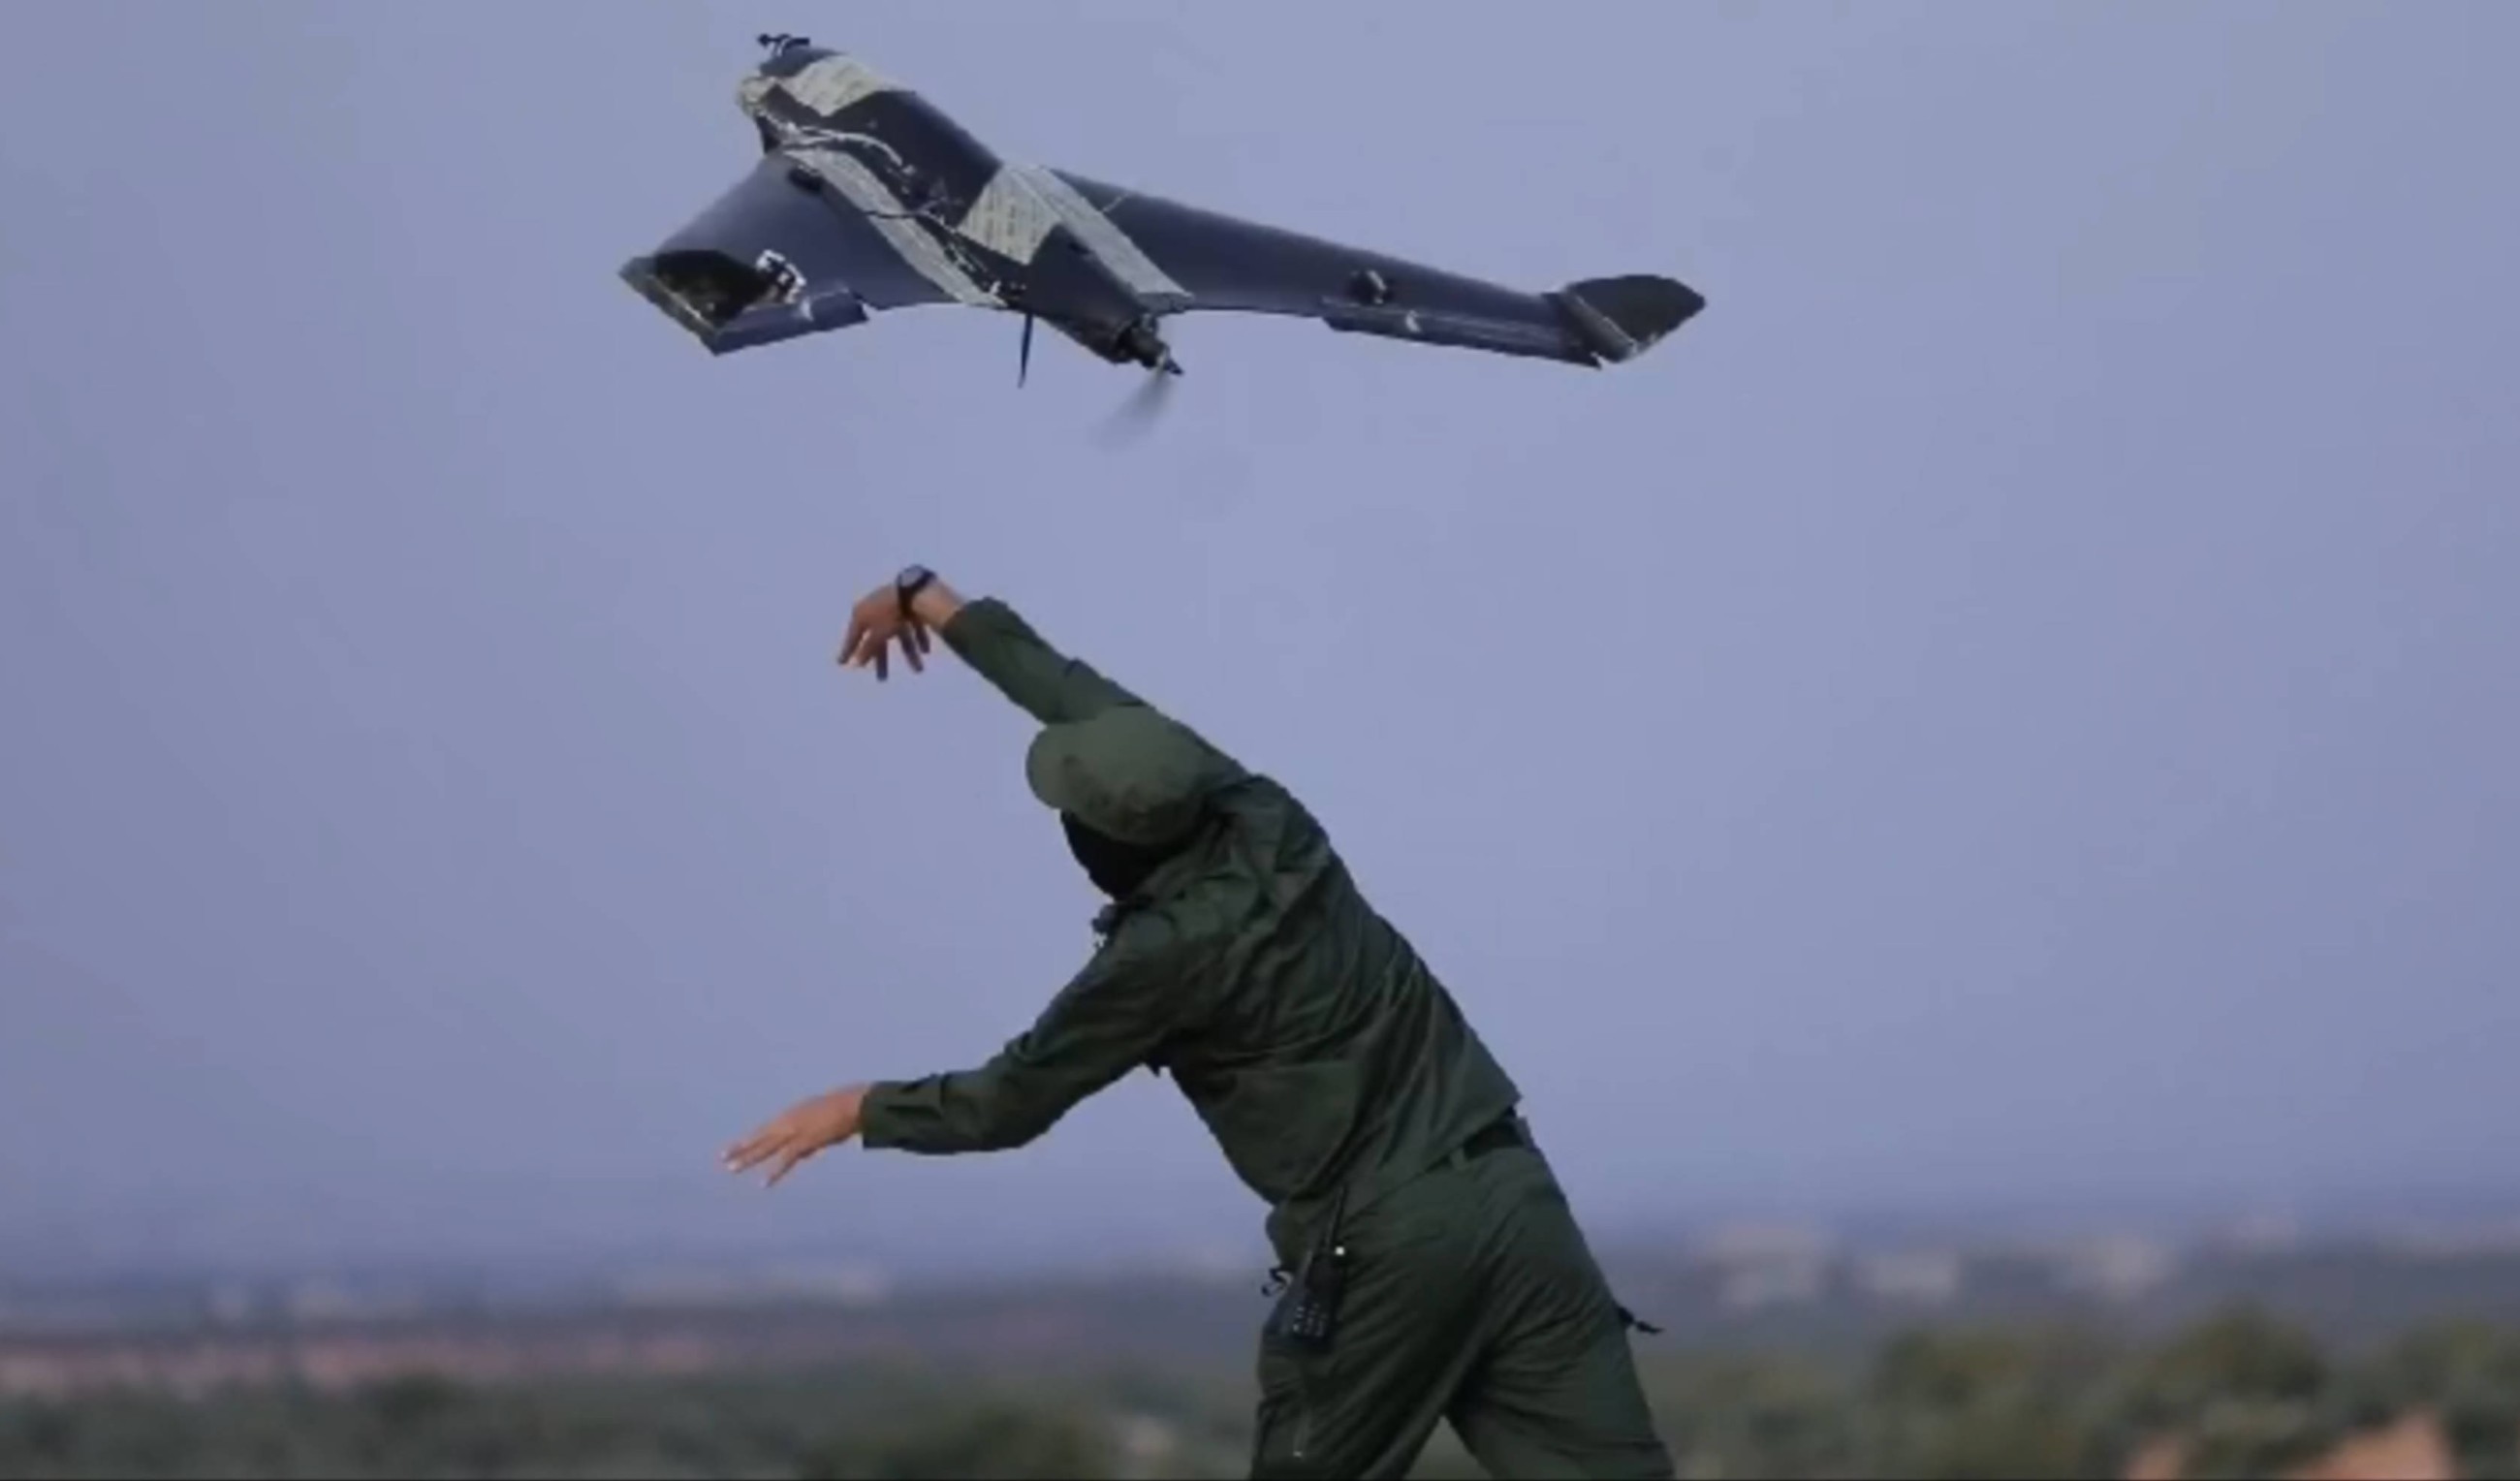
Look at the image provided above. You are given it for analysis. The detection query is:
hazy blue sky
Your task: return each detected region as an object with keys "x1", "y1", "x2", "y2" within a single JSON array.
[{"x1": 3, "y1": 3, "x2": 2514, "y2": 1276}]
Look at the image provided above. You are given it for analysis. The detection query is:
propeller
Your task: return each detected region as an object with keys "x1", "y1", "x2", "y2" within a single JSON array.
[
  {"x1": 1010, "y1": 311, "x2": 1181, "y2": 446},
  {"x1": 1094, "y1": 358, "x2": 1181, "y2": 451}
]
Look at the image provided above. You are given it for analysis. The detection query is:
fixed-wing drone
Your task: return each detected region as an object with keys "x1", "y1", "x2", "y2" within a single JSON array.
[{"x1": 621, "y1": 34, "x2": 1707, "y2": 385}]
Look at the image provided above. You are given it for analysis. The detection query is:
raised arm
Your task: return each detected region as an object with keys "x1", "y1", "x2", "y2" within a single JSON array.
[
  {"x1": 839, "y1": 569, "x2": 1142, "y2": 725},
  {"x1": 932, "y1": 591, "x2": 1144, "y2": 727}
]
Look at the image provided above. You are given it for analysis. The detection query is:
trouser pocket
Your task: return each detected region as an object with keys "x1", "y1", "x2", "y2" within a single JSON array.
[{"x1": 1249, "y1": 1340, "x2": 1324, "y2": 1479}]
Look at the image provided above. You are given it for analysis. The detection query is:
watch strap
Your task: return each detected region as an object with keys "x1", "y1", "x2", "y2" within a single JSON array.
[{"x1": 895, "y1": 564, "x2": 934, "y2": 620}]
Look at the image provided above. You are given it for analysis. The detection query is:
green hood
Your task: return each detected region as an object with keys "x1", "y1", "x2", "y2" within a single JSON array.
[{"x1": 1024, "y1": 705, "x2": 1235, "y2": 848}]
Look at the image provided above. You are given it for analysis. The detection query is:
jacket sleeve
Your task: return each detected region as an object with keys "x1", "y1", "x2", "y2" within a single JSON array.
[
  {"x1": 858, "y1": 913, "x2": 1190, "y2": 1155},
  {"x1": 941, "y1": 597, "x2": 1141, "y2": 726}
]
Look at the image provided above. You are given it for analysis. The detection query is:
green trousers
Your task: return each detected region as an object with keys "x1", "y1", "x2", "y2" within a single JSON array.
[{"x1": 1249, "y1": 1134, "x2": 1676, "y2": 1479}]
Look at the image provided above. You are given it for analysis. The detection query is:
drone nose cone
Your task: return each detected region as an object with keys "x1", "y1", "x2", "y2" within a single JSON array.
[
  {"x1": 754, "y1": 33, "x2": 831, "y2": 68},
  {"x1": 739, "y1": 42, "x2": 898, "y2": 125}
]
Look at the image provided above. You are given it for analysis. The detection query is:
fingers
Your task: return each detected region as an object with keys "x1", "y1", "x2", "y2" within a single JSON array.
[
  {"x1": 767, "y1": 1144, "x2": 813, "y2": 1188},
  {"x1": 723, "y1": 1123, "x2": 783, "y2": 1174},
  {"x1": 835, "y1": 597, "x2": 932, "y2": 682},
  {"x1": 835, "y1": 624, "x2": 930, "y2": 680},
  {"x1": 836, "y1": 625, "x2": 885, "y2": 676},
  {"x1": 731, "y1": 1133, "x2": 816, "y2": 1193},
  {"x1": 725, "y1": 1122, "x2": 815, "y2": 1186}
]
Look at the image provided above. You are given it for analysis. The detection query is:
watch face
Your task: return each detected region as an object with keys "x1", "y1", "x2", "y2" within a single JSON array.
[{"x1": 897, "y1": 564, "x2": 931, "y2": 589}]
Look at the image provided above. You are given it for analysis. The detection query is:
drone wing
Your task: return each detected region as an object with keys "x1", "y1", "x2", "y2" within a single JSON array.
[
  {"x1": 1049, "y1": 172, "x2": 1706, "y2": 368},
  {"x1": 621, "y1": 151, "x2": 1004, "y2": 356}
]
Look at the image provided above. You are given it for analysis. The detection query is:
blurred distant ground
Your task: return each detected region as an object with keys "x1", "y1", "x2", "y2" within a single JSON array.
[
  {"x1": 5, "y1": 1309, "x2": 2517, "y2": 1479},
  {"x1": 9, "y1": 1237, "x2": 2520, "y2": 1478}
]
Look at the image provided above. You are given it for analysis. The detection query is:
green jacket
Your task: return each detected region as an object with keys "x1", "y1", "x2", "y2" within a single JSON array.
[{"x1": 859, "y1": 597, "x2": 1521, "y2": 1222}]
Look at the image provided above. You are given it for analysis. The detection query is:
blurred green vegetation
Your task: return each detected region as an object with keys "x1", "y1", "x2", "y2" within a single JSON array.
[{"x1": 5, "y1": 1308, "x2": 2518, "y2": 1479}]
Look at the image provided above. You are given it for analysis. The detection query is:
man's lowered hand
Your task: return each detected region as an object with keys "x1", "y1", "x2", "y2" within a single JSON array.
[{"x1": 724, "y1": 1085, "x2": 870, "y2": 1187}]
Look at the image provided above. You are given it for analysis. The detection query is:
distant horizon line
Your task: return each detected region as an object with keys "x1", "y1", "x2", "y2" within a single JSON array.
[{"x1": 11, "y1": 1180, "x2": 2520, "y2": 1289}]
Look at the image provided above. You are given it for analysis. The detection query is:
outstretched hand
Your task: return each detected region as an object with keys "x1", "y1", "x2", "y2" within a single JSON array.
[
  {"x1": 838, "y1": 582, "x2": 932, "y2": 680},
  {"x1": 724, "y1": 1085, "x2": 870, "y2": 1187}
]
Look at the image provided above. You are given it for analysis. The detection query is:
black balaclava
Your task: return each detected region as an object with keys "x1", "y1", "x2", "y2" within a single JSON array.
[{"x1": 1060, "y1": 810, "x2": 1178, "y2": 900}]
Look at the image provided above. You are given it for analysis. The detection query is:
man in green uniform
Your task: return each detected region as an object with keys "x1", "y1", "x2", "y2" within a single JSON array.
[{"x1": 726, "y1": 567, "x2": 1674, "y2": 1480}]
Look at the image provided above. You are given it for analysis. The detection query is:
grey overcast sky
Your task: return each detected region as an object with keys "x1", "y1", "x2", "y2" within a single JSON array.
[{"x1": 3, "y1": 2, "x2": 2515, "y2": 1276}]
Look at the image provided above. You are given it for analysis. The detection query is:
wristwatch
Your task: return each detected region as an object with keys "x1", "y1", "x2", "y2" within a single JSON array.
[{"x1": 895, "y1": 563, "x2": 935, "y2": 620}]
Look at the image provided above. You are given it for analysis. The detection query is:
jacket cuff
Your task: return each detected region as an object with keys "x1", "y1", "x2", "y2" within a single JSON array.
[
  {"x1": 857, "y1": 1082, "x2": 918, "y2": 1150},
  {"x1": 939, "y1": 596, "x2": 1022, "y2": 660}
]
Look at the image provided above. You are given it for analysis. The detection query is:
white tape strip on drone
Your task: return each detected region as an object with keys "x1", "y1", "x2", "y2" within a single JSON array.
[
  {"x1": 785, "y1": 148, "x2": 1001, "y2": 308},
  {"x1": 971, "y1": 164, "x2": 1191, "y2": 309},
  {"x1": 774, "y1": 55, "x2": 898, "y2": 116},
  {"x1": 956, "y1": 168, "x2": 1064, "y2": 266}
]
